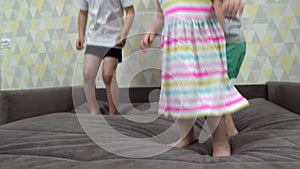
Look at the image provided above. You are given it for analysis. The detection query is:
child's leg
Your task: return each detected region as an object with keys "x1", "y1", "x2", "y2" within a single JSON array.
[
  {"x1": 207, "y1": 116, "x2": 231, "y2": 156},
  {"x1": 168, "y1": 119, "x2": 195, "y2": 148},
  {"x1": 225, "y1": 114, "x2": 239, "y2": 137},
  {"x1": 83, "y1": 54, "x2": 102, "y2": 115},
  {"x1": 226, "y1": 80, "x2": 239, "y2": 137},
  {"x1": 226, "y1": 42, "x2": 246, "y2": 136},
  {"x1": 102, "y1": 57, "x2": 119, "y2": 115}
]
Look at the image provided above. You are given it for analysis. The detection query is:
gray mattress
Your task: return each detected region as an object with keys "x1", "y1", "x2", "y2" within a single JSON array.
[{"x1": 0, "y1": 98, "x2": 300, "y2": 169}]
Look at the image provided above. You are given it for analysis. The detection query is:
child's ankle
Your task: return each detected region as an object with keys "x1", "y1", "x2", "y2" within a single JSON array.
[
  {"x1": 212, "y1": 140, "x2": 231, "y2": 157},
  {"x1": 90, "y1": 111, "x2": 99, "y2": 115},
  {"x1": 109, "y1": 111, "x2": 118, "y2": 115}
]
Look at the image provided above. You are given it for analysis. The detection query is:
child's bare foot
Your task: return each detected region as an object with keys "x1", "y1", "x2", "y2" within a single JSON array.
[
  {"x1": 168, "y1": 137, "x2": 195, "y2": 148},
  {"x1": 212, "y1": 140, "x2": 231, "y2": 157}
]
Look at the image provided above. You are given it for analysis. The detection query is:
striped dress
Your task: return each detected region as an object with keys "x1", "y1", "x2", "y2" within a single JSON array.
[{"x1": 158, "y1": 0, "x2": 249, "y2": 119}]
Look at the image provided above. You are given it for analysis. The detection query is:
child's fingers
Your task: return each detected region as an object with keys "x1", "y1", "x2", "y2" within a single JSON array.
[
  {"x1": 141, "y1": 33, "x2": 156, "y2": 51},
  {"x1": 238, "y1": 3, "x2": 244, "y2": 16},
  {"x1": 146, "y1": 34, "x2": 154, "y2": 45},
  {"x1": 149, "y1": 34, "x2": 155, "y2": 43},
  {"x1": 76, "y1": 42, "x2": 79, "y2": 50},
  {"x1": 76, "y1": 40, "x2": 83, "y2": 50},
  {"x1": 222, "y1": 0, "x2": 229, "y2": 13},
  {"x1": 116, "y1": 35, "x2": 122, "y2": 44},
  {"x1": 116, "y1": 39, "x2": 126, "y2": 47},
  {"x1": 140, "y1": 35, "x2": 149, "y2": 49},
  {"x1": 223, "y1": 0, "x2": 243, "y2": 18}
]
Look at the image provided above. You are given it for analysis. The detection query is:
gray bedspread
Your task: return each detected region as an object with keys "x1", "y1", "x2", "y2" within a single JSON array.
[{"x1": 0, "y1": 98, "x2": 300, "y2": 169}]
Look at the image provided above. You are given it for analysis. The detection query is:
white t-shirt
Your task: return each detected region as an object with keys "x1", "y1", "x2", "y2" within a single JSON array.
[{"x1": 77, "y1": 0, "x2": 135, "y2": 48}]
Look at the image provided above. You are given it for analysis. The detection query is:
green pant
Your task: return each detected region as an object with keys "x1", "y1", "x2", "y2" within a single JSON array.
[{"x1": 226, "y1": 42, "x2": 246, "y2": 79}]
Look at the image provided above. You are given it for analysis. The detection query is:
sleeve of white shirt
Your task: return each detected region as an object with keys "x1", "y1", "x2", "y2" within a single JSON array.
[
  {"x1": 76, "y1": 0, "x2": 88, "y2": 10},
  {"x1": 120, "y1": 0, "x2": 135, "y2": 8}
]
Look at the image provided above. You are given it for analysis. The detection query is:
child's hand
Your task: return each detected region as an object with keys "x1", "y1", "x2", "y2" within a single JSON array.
[
  {"x1": 140, "y1": 32, "x2": 156, "y2": 51},
  {"x1": 222, "y1": 0, "x2": 244, "y2": 18},
  {"x1": 76, "y1": 37, "x2": 85, "y2": 50},
  {"x1": 116, "y1": 34, "x2": 126, "y2": 47}
]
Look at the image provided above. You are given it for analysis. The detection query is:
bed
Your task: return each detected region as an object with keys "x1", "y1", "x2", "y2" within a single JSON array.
[{"x1": 0, "y1": 81, "x2": 300, "y2": 169}]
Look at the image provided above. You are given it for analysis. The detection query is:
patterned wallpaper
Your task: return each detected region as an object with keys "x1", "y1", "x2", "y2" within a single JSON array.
[
  {"x1": 239, "y1": 0, "x2": 300, "y2": 83},
  {"x1": 0, "y1": 0, "x2": 300, "y2": 90}
]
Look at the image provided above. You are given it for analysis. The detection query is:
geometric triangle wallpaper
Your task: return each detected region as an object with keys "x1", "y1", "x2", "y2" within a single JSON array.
[{"x1": 0, "y1": 0, "x2": 299, "y2": 90}]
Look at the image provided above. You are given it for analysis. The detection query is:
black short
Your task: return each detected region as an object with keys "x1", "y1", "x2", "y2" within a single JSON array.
[{"x1": 84, "y1": 45, "x2": 122, "y2": 63}]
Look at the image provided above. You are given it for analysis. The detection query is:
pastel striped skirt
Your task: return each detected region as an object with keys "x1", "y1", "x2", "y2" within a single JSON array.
[{"x1": 158, "y1": 16, "x2": 249, "y2": 119}]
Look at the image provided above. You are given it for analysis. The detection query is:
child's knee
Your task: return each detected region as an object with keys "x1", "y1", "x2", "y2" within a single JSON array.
[
  {"x1": 102, "y1": 72, "x2": 114, "y2": 84},
  {"x1": 83, "y1": 71, "x2": 96, "y2": 83}
]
